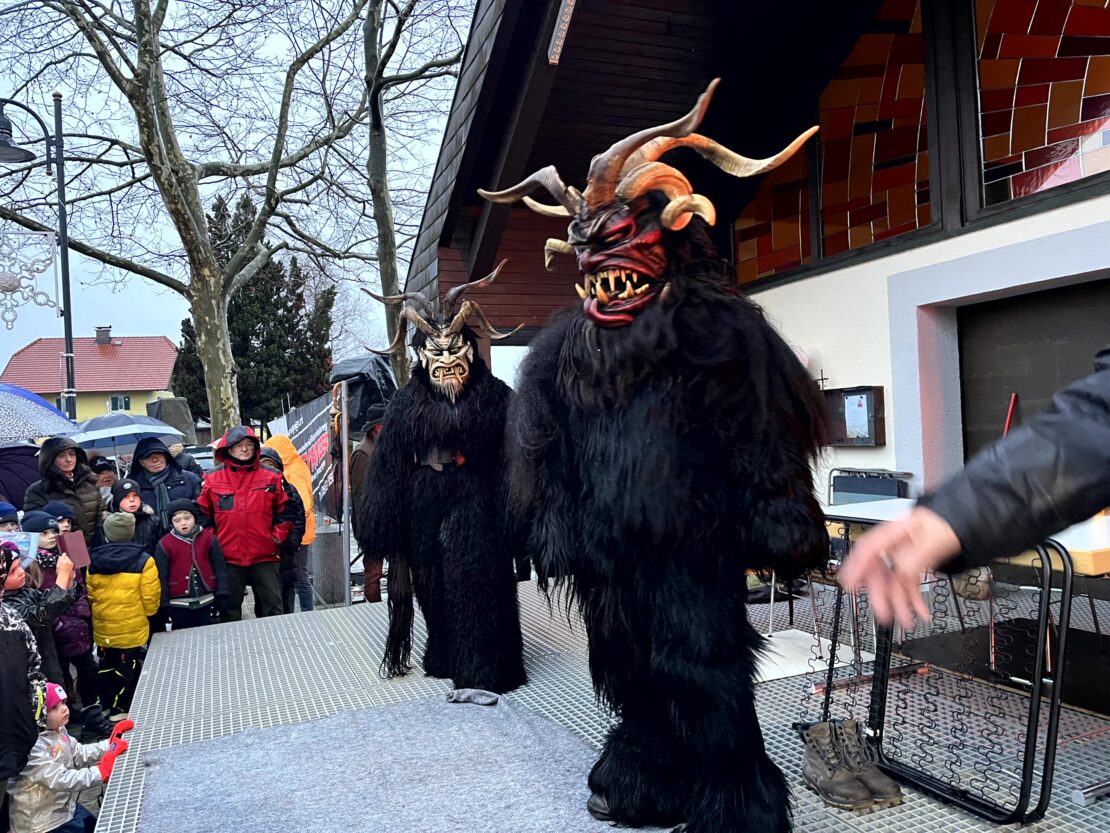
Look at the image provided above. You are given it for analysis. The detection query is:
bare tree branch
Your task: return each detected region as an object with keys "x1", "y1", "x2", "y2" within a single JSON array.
[{"x1": 0, "y1": 204, "x2": 187, "y2": 292}]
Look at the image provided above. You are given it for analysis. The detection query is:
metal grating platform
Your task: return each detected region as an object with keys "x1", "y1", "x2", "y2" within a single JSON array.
[{"x1": 93, "y1": 583, "x2": 1110, "y2": 833}]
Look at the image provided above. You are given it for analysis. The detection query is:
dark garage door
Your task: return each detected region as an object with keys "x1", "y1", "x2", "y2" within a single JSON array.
[{"x1": 958, "y1": 275, "x2": 1110, "y2": 461}]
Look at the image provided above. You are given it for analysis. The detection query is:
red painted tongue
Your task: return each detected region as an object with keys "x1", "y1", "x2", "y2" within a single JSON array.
[{"x1": 583, "y1": 297, "x2": 634, "y2": 328}]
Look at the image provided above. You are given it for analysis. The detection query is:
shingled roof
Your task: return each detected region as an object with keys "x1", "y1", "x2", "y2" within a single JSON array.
[{"x1": 1, "y1": 335, "x2": 178, "y2": 394}]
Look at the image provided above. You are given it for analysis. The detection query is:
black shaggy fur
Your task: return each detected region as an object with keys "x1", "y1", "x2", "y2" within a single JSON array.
[
  {"x1": 356, "y1": 328, "x2": 526, "y2": 694},
  {"x1": 509, "y1": 220, "x2": 828, "y2": 832}
]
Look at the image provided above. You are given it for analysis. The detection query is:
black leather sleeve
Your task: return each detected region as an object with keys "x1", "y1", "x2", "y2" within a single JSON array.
[{"x1": 920, "y1": 346, "x2": 1110, "y2": 566}]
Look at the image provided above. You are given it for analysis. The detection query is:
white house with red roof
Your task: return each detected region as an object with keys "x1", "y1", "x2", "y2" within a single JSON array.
[{"x1": 1, "y1": 325, "x2": 178, "y2": 420}]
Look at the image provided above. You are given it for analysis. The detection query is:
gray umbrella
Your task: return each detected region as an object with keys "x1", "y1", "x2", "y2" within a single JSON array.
[{"x1": 0, "y1": 383, "x2": 78, "y2": 444}]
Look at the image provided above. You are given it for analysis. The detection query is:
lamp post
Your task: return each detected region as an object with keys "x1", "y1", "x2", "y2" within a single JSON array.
[{"x1": 0, "y1": 94, "x2": 76, "y2": 420}]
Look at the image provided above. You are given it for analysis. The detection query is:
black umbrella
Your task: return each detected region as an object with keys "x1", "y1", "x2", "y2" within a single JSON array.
[{"x1": 0, "y1": 443, "x2": 41, "y2": 510}]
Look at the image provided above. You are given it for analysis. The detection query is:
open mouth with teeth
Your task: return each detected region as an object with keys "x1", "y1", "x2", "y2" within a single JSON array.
[
  {"x1": 576, "y1": 267, "x2": 665, "y2": 328},
  {"x1": 432, "y1": 365, "x2": 468, "y2": 383}
]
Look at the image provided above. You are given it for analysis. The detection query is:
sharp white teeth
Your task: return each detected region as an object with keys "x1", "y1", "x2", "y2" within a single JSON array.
[
  {"x1": 575, "y1": 283, "x2": 587, "y2": 299},
  {"x1": 629, "y1": 272, "x2": 638, "y2": 285},
  {"x1": 596, "y1": 284, "x2": 611, "y2": 304},
  {"x1": 634, "y1": 284, "x2": 650, "y2": 295}
]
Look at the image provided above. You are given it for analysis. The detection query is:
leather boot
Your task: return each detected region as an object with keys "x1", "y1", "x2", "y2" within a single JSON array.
[
  {"x1": 801, "y1": 722, "x2": 874, "y2": 811},
  {"x1": 836, "y1": 719, "x2": 904, "y2": 807},
  {"x1": 78, "y1": 704, "x2": 113, "y2": 743}
]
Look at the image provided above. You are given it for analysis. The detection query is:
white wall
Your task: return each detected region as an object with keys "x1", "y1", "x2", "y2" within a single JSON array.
[
  {"x1": 751, "y1": 192, "x2": 1110, "y2": 504},
  {"x1": 491, "y1": 344, "x2": 529, "y2": 388}
]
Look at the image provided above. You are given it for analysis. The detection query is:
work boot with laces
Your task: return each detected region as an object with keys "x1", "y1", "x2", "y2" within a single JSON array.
[
  {"x1": 801, "y1": 722, "x2": 874, "y2": 811},
  {"x1": 836, "y1": 719, "x2": 903, "y2": 807}
]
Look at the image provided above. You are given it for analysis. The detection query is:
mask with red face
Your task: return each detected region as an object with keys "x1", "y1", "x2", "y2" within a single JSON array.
[{"x1": 480, "y1": 78, "x2": 816, "y2": 330}]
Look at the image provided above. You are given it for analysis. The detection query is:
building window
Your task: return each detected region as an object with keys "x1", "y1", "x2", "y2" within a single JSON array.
[
  {"x1": 55, "y1": 397, "x2": 63, "y2": 412},
  {"x1": 733, "y1": 0, "x2": 931, "y2": 284},
  {"x1": 977, "y1": 0, "x2": 1110, "y2": 206},
  {"x1": 819, "y1": 0, "x2": 931, "y2": 255},
  {"x1": 109, "y1": 395, "x2": 131, "y2": 412},
  {"x1": 734, "y1": 149, "x2": 812, "y2": 284}
]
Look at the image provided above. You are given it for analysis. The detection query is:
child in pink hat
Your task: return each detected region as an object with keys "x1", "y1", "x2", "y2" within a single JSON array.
[{"x1": 6, "y1": 683, "x2": 134, "y2": 833}]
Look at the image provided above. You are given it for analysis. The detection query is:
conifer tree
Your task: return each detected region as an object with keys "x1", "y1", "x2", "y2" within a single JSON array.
[{"x1": 173, "y1": 195, "x2": 336, "y2": 427}]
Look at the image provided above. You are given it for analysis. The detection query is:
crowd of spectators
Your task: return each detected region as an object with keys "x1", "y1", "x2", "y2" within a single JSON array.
[{"x1": 0, "y1": 425, "x2": 315, "y2": 833}]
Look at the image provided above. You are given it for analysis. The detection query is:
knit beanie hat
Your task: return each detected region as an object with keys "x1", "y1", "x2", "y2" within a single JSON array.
[
  {"x1": 90, "y1": 457, "x2": 116, "y2": 474},
  {"x1": 111, "y1": 479, "x2": 142, "y2": 507},
  {"x1": 166, "y1": 498, "x2": 198, "y2": 523},
  {"x1": 45, "y1": 682, "x2": 68, "y2": 712},
  {"x1": 41, "y1": 501, "x2": 77, "y2": 523},
  {"x1": 20, "y1": 511, "x2": 60, "y2": 534},
  {"x1": 0, "y1": 501, "x2": 18, "y2": 525},
  {"x1": 258, "y1": 447, "x2": 284, "y2": 471},
  {"x1": 104, "y1": 512, "x2": 136, "y2": 543}
]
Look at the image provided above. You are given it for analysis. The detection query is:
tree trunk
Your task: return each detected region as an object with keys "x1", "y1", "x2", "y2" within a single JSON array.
[
  {"x1": 365, "y1": 2, "x2": 409, "y2": 386},
  {"x1": 190, "y1": 273, "x2": 240, "y2": 437}
]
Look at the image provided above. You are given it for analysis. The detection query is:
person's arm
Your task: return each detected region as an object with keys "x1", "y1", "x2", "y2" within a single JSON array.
[
  {"x1": 208, "y1": 534, "x2": 230, "y2": 602},
  {"x1": 195, "y1": 481, "x2": 215, "y2": 526},
  {"x1": 182, "y1": 471, "x2": 202, "y2": 500},
  {"x1": 270, "y1": 477, "x2": 293, "y2": 545},
  {"x1": 21, "y1": 738, "x2": 104, "y2": 790},
  {"x1": 22, "y1": 483, "x2": 46, "y2": 512},
  {"x1": 842, "y1": 347, "x2": 1110, "y2": 627},
  {"x1": 70, "y1": 738, "x2": 109, "y2": 767},
  {"x1": 153, "y1": 542, "x2": 171, "y2": 607},
  {"x1": 920, "y1": 346, "x2": 1110, "y2": 565},
  {"x1": 139, "y1": 557, "x2": 162, "y2": 616},
  {"x1": 283, "y1": 484, "x2": 306, "y2": 552},
  {"x1": 21, "y1": 619, "x2": 48, "y2": 727},
  {"x1": 8, "y1": 579, "x2": 75, "y2": 630}
]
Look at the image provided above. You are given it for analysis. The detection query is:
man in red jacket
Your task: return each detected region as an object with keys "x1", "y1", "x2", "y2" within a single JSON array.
[{"x1": 196, "y1": 426, "x2": 292, "y2": 620}]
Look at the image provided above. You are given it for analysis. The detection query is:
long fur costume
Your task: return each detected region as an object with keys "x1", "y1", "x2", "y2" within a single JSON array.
[
  {"x1": 356, "y1": 326, "x2": 526, "y2": 694},
  {"x1": 508, "y1": 221, "x2": 828, "y2": 833}
]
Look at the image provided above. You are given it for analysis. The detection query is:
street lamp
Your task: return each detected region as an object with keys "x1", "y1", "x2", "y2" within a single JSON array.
[{"x1": 0, "y1": 94, "x2": 76, "y2": 420}]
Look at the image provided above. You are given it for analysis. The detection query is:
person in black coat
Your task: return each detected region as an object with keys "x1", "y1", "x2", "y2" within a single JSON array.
[
  {"x1": 258, "y1": 448, "x2": 307, "y2": 615},
  {"x1": 127, "y1": 438, "x2": 202, "y2": 537},
  {"x1": 23, "y1": 437, "x2": 101, "y2": 545},
  {"x1": 0, "y1": 543, "x2": 48, "y2": 822},
  {"x1": 168, "y1": 442, "x2": 207, "y2": 481},
  {"x1": 98, "y1": 480, "x2": 161, "y2": 554},
  {"x1": 842, "y1": 345, "x2": 1110, "y2": 628}
]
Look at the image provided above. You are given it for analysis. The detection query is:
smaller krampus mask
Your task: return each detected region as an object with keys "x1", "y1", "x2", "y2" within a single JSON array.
[
  {"x1": 479, "y1": 79, "x2": 816, "y2": 329},
  {"x1": 362, "y1": 260, "x2": 519, "y2": 403}
]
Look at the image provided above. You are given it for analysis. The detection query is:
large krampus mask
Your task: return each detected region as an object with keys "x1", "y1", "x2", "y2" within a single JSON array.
[
  {"x1": 363, "y1": 260, "x2": 518, "y2": 402},
  {"x1": 479, "y1": 79, "x2": 816, "y2": 329}
]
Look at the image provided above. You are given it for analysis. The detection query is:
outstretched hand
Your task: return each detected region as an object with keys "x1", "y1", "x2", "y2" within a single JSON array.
[{"x1": 838, "y1": 507, "x2": 962, "y2": 630}]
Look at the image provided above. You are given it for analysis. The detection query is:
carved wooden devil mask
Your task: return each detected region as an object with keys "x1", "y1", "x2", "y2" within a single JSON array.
[
  {"x1": 363, "y1": 260, "x2": 519, "y2": 402},
  {"x1": 479, "y1": 79, "x2": 816, "y2": 329}
]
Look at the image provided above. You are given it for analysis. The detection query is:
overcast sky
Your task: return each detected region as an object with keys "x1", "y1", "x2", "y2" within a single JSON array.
[{"x1": 0, "y1": 251, "x2": 191, "y2": 361}]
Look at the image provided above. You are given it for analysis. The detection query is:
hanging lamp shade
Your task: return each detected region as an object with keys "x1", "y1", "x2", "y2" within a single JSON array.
[{"x1": 0, "y1": 107, "x2": 37, "y2": 164}]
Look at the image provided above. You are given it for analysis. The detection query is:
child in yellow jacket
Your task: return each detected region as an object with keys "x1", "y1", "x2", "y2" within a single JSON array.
[{"x1": 86, "y1": 512, "x2": 160, "y2": 719}]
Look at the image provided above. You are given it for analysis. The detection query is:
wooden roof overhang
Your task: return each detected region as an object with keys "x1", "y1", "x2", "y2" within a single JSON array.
[{"x1": 407, "y1": 0, "x2": 883, "y2": 332}]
